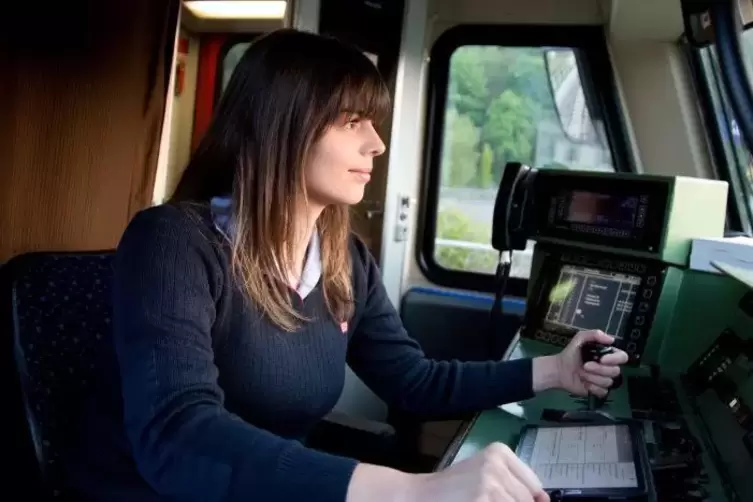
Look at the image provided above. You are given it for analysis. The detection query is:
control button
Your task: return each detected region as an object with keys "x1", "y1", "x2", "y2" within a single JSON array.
[
  {"x1": 636, "y1": 205, "x2": 647, "y2": 228},
  {"x1": 630, "y1": 329, "x2": 641, "y2": 340},
  {"x1": 635, "y1": 316, "x2": 645, "y2": 326},
  {"x1": 646, "y1": 276, "x2": 657, "y2": 286},
  {"x1": 642, "y1": 289, "x2": 653, "y2": 299},
  {"x1": 627, "y1": 342, "x2": 637, "y2": 353},
  {"x1": 639, "y1": 302, "x2": 649, "y2": 313}
]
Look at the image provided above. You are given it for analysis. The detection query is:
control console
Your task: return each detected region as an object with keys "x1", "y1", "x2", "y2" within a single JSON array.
[
  {"x1": 625, "y1": 325, "x2": 753, "y2": 502},
  {"x1": 629, "y1": 374, "x2": 715, "y2": 501},
  {"x1": 522, "y1": 245, "x2": 667, "y2": 364},
  {"x1": 490, "y1": 165, "x2": 727, "y2": 365}
]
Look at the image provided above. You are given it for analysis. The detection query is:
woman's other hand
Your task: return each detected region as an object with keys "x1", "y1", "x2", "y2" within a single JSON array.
[
  {"x1": 347, "y1": 442, "x2": 548, "y2": 502},
  {"x1": 409, "y1": 442, "x2": 549, "y2": 502}
]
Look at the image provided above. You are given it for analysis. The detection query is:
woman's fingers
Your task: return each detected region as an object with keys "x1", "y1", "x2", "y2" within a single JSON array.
[
  {"x1": 582, "y1": 361, "x2": 620, "y2": 378},
  {"x1": 599, "y1": 350, "x2": 628, "y2": 366},
  {"x1": 578, "y1": 369, "x2": 613, "y2": 389}
]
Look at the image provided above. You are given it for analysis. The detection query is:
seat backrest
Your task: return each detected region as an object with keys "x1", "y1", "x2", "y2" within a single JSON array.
[{"x1": 1, "y1": 251, "x2": 115, "y2": 498}]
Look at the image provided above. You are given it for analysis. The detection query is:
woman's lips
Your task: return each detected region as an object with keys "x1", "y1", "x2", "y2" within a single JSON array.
[{"x1": 349, "y1": 170, "x2": 371, "y2": 183}]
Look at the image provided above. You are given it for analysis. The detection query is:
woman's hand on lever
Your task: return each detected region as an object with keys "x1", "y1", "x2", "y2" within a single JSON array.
[
  {"x1": 347, "y1": 442, "x2": 549, "y2": 502},
  {"x1": 533, "y1": 329, "x2": 629, "y2": 397}
]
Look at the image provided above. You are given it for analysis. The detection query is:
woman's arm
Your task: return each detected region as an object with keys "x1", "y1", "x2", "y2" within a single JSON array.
[
  {"x1": 532, "y1": 355, "x2": 563, "y2": 392},
  {"x1": 345, "y1": 238, "x2": 539, "y2": 417},
  {"x1": 113, "y1": 206, "x2": 407, "y2": 502}
]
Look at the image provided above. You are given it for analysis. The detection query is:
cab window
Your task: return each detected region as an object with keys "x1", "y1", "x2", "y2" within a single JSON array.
[
  {"x1": 221, "y1": 42, "x2": 252, "y2": 92},
  {"x1": 420, "y1": 26, "x2": 633, "y2": 296},
  {"x1": 689, "y1": 27, "x2": 753, "y2": 234}
]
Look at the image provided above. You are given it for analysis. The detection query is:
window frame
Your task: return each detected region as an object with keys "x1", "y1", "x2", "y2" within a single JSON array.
[
  {"x1": 684, "y1": 39, "x2": 752, "y2": 234},
  {"x1": 416, "y1": 24, "x2": 636, "y2": 297}
]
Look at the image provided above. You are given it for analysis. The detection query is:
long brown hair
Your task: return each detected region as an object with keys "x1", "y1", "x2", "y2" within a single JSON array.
[{"x1": 171, "y1": 29, "x2": 390, "y2": 331}]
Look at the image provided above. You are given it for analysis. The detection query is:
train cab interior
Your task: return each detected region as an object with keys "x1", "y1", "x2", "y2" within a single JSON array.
[{"x1": 4, "y1": 0, "x2": 753, "y2": 500}]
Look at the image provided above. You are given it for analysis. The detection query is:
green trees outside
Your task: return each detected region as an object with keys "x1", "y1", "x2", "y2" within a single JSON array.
[
  {"x1": 441, "y1": 46, "x2": 554, "y2": 191},
  {"x1": 435, "y1": 46, "x2": 555, "y2": 273},
  {"x1": 435, "y1": 207, "x2": 498, "y2": 274}
]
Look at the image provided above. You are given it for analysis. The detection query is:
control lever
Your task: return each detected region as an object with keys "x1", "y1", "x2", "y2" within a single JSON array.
[
  {"x1": 560, "y1": 342, "x2": 623, "y2": 423},
  {"x1": 581, "y1": 342, "x2": 623, "y2": 409}
]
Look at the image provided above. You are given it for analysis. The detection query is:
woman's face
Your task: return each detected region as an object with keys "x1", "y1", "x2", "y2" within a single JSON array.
[{"x1": 304, "y1": 113, "x2": 386, "y2": 209}]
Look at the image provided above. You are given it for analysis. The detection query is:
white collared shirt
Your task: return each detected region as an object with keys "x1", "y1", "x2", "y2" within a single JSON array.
[
  {"x1": 210, "y1": 196, "x2": 322, "y2": 299},
  {"x1": 296, "y1": 230, "x2": 321, "y2": 298}
]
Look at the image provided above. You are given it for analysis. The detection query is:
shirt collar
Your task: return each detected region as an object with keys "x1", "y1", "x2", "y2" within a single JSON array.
[
  {"x1": 209, "y1": 195, "x2": 322, "y2": 298},
  {"x1": 298, "y1": 230, "x2": 321, "y2": 298}
]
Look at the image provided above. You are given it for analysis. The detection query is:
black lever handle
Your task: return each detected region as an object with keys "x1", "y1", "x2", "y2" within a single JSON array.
[{"x1": 580, "y1": 342, "x2": 623, "y2": 408}]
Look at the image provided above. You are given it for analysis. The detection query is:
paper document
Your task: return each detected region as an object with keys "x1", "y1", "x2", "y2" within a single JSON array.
[
  {"x1": 690, "y1": 236, "x2": 753, "y2": 274},
  {"x1": 529, "y1": 425, "x2": 638, "y2": 489}
]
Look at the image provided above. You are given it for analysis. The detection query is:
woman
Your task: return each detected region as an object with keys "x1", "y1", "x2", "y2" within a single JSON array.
[{"x1": 77, "y1": 29, "x2": 627, "y2": 502}]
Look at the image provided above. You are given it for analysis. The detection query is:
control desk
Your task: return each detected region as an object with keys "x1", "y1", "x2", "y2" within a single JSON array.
[{"x1": 438, "y1": 169, "x2": 753, "y2": 501}]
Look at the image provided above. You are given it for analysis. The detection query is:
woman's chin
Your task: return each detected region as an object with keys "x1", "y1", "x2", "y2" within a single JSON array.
[
  {"x1": 329, "y1": 188, "x2": 366, "y2": 206},
  {"x1": 308, "y1": 184, "x2": 367, "y2": 208}
]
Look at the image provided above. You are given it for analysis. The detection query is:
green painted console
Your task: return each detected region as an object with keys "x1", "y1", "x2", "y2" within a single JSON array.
[
  {"x1": 519, "y1": 171, "x2": 729, "y2": 365},
  {"x1": 439, "y1": 171, "x2": 753, "y2": 501}
]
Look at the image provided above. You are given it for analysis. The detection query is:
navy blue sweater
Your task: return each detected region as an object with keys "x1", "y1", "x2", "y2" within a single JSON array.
[{"x1": 67, "y1": 203, "x2": 534, "y2": 502}]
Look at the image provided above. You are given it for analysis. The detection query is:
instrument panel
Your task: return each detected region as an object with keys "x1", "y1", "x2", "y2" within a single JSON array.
[
  {"x1": 530, "y1": 172, "x2": 670, "y2": 253},
  {"x1": 522, "y1": 245, "x2": 667, "y2": 364}
]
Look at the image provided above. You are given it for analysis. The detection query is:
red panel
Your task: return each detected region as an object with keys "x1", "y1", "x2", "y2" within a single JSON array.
[
  {"x1": 191, "y1": 34, "x2": 227, "y2": 151},
  {"x1": 177, "y1": 37, "x2": 189, "y2": 55}
]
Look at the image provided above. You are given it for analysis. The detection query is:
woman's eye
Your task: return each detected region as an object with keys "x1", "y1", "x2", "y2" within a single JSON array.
[{"x1": 344, "y1": 116, "x2": 361, "y2": 129}]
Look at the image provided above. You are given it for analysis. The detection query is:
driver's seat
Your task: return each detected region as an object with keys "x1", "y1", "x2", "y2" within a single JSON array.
[{"x1": 1, "y1": 250, "x2": 116, "y2": 500}]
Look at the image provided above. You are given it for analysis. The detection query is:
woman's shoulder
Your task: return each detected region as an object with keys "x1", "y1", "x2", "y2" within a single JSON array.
[
  {"x1": 122, "y1": 202, "x2": 214, "y2": 241},
  {"x1": 117, "y1": 202, "x2": 224, "y2": 263}
]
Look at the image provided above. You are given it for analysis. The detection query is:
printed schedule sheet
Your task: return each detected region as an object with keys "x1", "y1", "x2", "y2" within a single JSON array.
[{"x1": 528, "y1": 425, "x2": 638, "y2": 489}]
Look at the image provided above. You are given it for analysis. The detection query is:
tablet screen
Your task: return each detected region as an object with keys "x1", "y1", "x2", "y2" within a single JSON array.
[{"x1": 527, "y1": 424, "x2": 638, "y2": 490}]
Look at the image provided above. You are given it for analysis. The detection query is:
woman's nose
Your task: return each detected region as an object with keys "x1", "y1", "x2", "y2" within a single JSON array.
[{"x1": 365, "y1": 123, "x2": 386, "y2": 157}]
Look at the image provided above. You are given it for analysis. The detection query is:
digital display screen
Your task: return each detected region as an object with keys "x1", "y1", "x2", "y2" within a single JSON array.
[
  {"x1": 528, "y1": 425, "x2": 638, "y2": 490},
  {"x1": 544, "y1": 264, "x2": 640, "y2": 338},
  {"x1": 564, "y1": 191, "x2": 640, "y2": 230}
]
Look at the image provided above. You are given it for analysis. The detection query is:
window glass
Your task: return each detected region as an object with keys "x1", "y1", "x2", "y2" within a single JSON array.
[
  {"x1": 695, "y1": 31, "x2": 753, "y2": 231},
  {"x1": 737, "y1": 29, "x2": 753, "y2": 216},
  {"x1": 434, "y1": 46, "x2": 616, "y2": 278},
  {"x1": 743, "y1": 26, "x2": 753, "y2": 79},
  {"x1": 221, "y1": 42, "x2": 251, "y2": 93}
]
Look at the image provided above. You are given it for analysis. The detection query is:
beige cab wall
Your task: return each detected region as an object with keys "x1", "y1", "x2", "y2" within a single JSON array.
[{"x1": 154, "y1": 25, "x2": 201, "y2": 204}]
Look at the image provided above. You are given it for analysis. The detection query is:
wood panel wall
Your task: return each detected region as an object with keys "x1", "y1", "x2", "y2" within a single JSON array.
[{"x1": 0, "y1": 1, "x2": 178, "y2": 263}]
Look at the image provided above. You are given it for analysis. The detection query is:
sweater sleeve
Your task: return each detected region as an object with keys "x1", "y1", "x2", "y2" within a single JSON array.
[
  {"x1": 113, "y1": 206, "x2": 358, "y2": 502},
  {"x1": 346, "y1": 238, "x2": 534, "y2": 417}
]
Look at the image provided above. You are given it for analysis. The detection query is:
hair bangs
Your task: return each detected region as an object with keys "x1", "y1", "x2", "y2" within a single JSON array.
[{"x1": 329, "y1": 65, "x2": 390, "y2": 125}]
